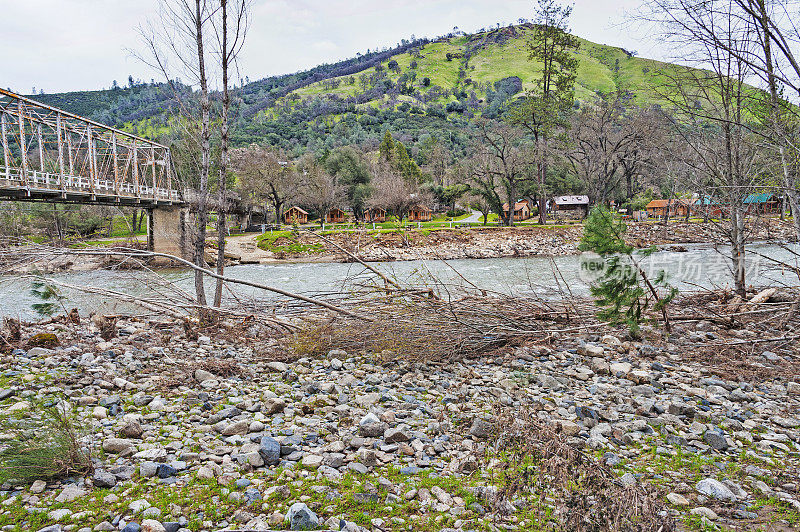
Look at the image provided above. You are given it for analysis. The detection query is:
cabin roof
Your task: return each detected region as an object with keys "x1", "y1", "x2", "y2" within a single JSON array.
[
  {"x1": 286, "y1": 206, "x2": 309, "y2": 215},
  {"x1": 646, "y1": 199, "x2": 674, "y2": 208},
  {"x1": 743, "y1": 193, "x2": 775, "y2": 204},
  {"x1": 554, "y1": 195, "x2": 589, "y2": 205}
]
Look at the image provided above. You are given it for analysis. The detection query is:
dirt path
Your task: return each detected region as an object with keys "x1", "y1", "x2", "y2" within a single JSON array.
[{"x1": 224, "y1": 234, "x2": 274, "y2": 263}]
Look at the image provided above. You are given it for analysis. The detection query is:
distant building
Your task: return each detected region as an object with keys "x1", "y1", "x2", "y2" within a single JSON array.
[
  {"x1": 694, "y1": 196, "x2": 723, "y2": 218},
  {"x1": 408, "y1": 205, "x2": 432, "y2": 222},
  {"x1": 326, "y1": 208, "x2": 346, "y2": 223},
  {"x1": 283, "y1": 206, "x2": 308, "y2": 225},
  {"x1": 502, "y1": 201, "x2": 531, "y2": 221},
  {"x1": 743, "y1": 193, "x2": 780, "y2": 214},
  {"x1": 364, "y1": 208, "x2": 386, "y2": 222},
  {"x1": 645, "y1": 199, "x2": 676, "y2": 218},
  {"x1": 553, "y1": 195, "x2": 590, "y2": 215}
]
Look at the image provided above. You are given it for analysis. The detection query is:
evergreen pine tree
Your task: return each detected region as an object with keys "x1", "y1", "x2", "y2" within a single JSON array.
[{"x1": 579, "y1": 206, "x2": 677, "y2": 334}]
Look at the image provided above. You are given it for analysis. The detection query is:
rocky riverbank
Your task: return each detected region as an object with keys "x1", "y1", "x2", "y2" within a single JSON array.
[
  {"x1": 0, "y1": 314, "x2": 798, "y2": 532},
  {"x1": 4, "y1": 218, "x2": 797, "y2": 273},
  {"x1": 210, "y1": 218, "x2": 800, "y2": 264}
]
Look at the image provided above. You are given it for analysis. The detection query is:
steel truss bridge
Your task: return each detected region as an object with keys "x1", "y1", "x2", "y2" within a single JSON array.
[{"x1": 0, "y1": 88, "x2": 181, "y2": 207}]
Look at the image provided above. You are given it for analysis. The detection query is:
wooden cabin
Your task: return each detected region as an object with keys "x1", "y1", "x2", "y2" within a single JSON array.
[
  {"x1": 283, "y1": 206, "x2": 308, "y2": 225},
  {"x1": 553, "y1": 195, "x2": 590, "y2": 216},
  {"x1": 364, "y1": 208, "x2": 386, "y2": 222},
  {"x1": 408, "y1": 205, "x2": 432, "y2": 222},
  {"x1": 744, "y1": 193, "x2": 781, "y2": 214},
  {"x1": 645, "y1": 199, "x2": 675, "y2": 218},
  {"x1": 326, "y1": 208, "x2": 346, "y2": 223},
  {"x1": 674, "y1": 199, "x2": 694, "y2": 218},
  {"x1": 502, "y1": 201, "x2": 531, "y2": 221},
  {"x1": 694, "y1": 196, "x2": 723, "y2": 218}
]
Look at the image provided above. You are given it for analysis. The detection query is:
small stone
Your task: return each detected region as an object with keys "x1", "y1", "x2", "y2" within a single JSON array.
[
  {"x1": 102, "y1": 438, "x2": 134, "y2": 454},
  {"x1": 359, "y1": 421, "x2": 388, "y2": 438},
  {"x1": 120, "y1": 421, "x2": 144, "y2": 439},
  {"x1": 48, "y1": 509, "x2": 72, "y2": 521},
  {"x1": 348, "y1": 462, "x2": 368, "y2": 474},
  {"x1": 302, "y1": 454, "x2": 323, "y2": 468},
  {"x1": 609, "y1": 362, "x2": 632, "y2": 375},
  {"x1": 266, "y1": 361, "x2": 288, "y2": 372},
  {"x1": 704, "y1": 431, "x2": 729, "y2": 451},
  {"x1": 140, "y1": 520, "x2": 167, "y2": 532},
  {"x1": 140, "y1": 461, "x2": 159, "y2": 478},
  {"x1": 285, "y1": 502, "x2": 319, "y2": 530},
  {"x1": 667, "y1": 493, "x2": 689, "y2": 506},
  {"x1": 696, "y1": 478, "x2": 736, "y2": 501},
  {"x1": 469, "y1": 418, "x2": 493, "y2": 439},
  {"x1": 92, "y1": 470, "x2": 117, "y2": 488},
  {"x1": 264, "y1": 397, "x2": 286, "y2": 414},
  {"x1": 259, "y1": 436, "x2": 281, "y2": 466},
  {"x1": 30, "y1": 480, "x2": 46, "y2": 494},
  {"x1": 129, "y1": 499, "x2": 151, "y2": 513},
  {"x1": 197, "y1": 466, "x2": 215, "y2": 479},
  {"x1": 156, "y1": 464, "x2": 177, "y2": 479},
  {"x1": 55, "y1": 484, "x2": 86, "y2": 503},
  {"x1": 222, "y1": 419, "x2": 249, "y2": 436},
  {"x1": 384, "y1": 426, "x2": 411, "y2": 443},
  {"x1": 194, "y1": 369, "x2": 215, "y2": 383},
  {"x1": 690, "y1": 507, "x2": 718, "y2": 520}
]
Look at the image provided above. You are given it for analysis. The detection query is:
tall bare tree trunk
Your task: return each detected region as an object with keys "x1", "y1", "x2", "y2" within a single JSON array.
[
  {"x1": 731, "y1": 204, "x2": 747, "y2": 296},
  {"x1": 214, "y1": 0, "x2": 231, "y2": 308},
  {"x1": 755, "y1": 0, "x2": 800, "y2": 240},
  {"x1": 194, "y1": 0, "x2": 210, "y2": 308},
  {"x1": 538, "y1": 140, "x2": 547, "y2": 225}
]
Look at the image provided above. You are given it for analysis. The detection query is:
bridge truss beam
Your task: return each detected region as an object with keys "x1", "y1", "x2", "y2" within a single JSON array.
[{"x1": 0, "y1": 88, "x2": 180, "y2": 207}]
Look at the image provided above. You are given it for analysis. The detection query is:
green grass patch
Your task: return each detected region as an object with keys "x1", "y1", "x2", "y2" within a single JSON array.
[{"x1": 256, "y1": 231, "x2": 325, "y2": 255}]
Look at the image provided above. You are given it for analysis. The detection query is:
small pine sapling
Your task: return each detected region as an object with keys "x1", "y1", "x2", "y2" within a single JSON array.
[
  {"x1": 30, "y1": 278, "x2": 67, "y2": 318},
  {"x1": 579, "y1": 206, "x2": 677, "y2": 333}
]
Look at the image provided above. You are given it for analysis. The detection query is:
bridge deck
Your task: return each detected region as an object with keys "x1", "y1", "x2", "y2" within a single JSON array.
[{"x1": 0, "y1": 167, "x2": 182, "y2": 207}]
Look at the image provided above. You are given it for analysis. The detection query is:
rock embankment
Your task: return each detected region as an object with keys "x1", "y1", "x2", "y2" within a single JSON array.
[{"x1": 0, "y1": 317, "x2": 798, "y2": 532}]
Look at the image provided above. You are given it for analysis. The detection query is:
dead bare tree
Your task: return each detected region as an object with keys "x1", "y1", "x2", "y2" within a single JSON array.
[
  {"x1": 649, "y1": 1, "x2": 770, "y2": 295},
  {"x1": 232, "y1": 145, "x2": 299, "y2": 224},
  {"x1": 468, "y1": 122, "x2": 534, "y2": 227},
  {"x1": 137, "y1": 0, "x2": 216, "y2": 308},
  {"x1": 211, "y1": 0, "x2": 251, "y2": 308},
  {"x1": 566, "y1": 92, "x2": 659, "y2": 206},
  {"x1": 643, "y1": 0, "x2": 800, "y2": 241},
  {"x1": 298, "y1": 155, "x2": 346, "y2": 228},
  {"x1": 366, "y1": 164, "x2": 423, "y2": 223}
]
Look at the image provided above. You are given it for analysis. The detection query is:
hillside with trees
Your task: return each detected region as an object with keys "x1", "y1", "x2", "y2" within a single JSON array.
[{"x1": 22, "y1": 22, "x2": 690, "y2": 158}]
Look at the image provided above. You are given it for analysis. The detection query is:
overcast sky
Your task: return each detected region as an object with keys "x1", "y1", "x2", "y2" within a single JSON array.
[{"x1": 3, "y1": 0, "x2": 655, "y2": 94}]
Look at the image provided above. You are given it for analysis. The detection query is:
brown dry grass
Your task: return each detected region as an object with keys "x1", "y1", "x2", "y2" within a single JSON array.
[{"x1": 485, "y1": 407, "x2": 675, "y2": 532}]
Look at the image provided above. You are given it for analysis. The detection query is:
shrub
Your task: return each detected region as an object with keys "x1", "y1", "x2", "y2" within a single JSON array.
[
  {"x1": 26, "y1": 333, "x2": 60, "y2": 349},
  {"x1": 0, "y1": 398, "x2": 93, "y2": 484}
]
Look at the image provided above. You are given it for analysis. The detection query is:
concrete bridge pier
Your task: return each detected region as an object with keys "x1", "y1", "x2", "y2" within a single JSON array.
[{"x1": 147, "y1": 206, "x2": 192, "y2": 261}]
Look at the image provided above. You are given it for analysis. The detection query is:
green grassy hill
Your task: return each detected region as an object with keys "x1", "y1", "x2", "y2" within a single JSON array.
[
  {"x1": 284, "y1": 25, "x2": 678, "y2": 111},
  {"x1": 20, "y1": 24, "x2": 690, "y2": 155}
]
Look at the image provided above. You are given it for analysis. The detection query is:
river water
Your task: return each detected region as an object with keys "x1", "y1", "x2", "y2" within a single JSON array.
[{"x1": 1, "y1": 243, "x2": 798, "y2": 320}]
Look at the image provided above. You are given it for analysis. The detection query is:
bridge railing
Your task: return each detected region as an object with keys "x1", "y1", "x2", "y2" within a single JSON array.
[{"x1": 0, "y1": 166, "x2": 181, "y2": 203}]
